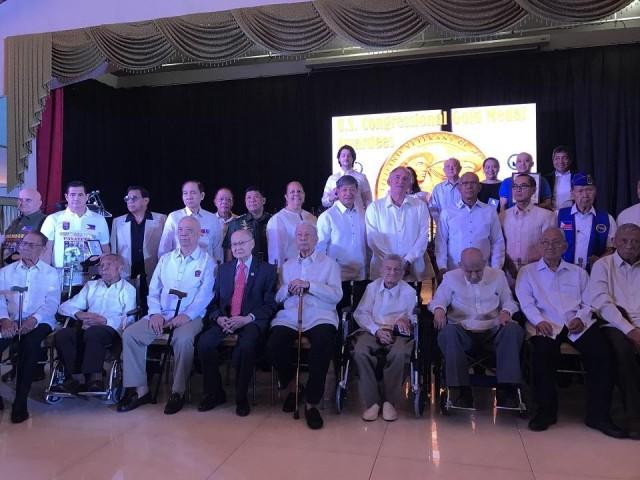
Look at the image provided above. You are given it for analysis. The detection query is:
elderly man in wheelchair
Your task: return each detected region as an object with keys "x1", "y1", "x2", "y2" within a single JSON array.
[
  {"x1": 430, "y1": 247, "x2": 523, "y2": 411},
  {"x1": 351, "y1": 254, "x2": 418, "y2": 422},
  {"x1": 50, "y1": 253, "x2": 136, "y2": 397}
]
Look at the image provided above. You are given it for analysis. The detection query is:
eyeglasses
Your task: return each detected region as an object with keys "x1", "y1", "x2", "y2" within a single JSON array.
[
  {"x1": 512, "y1": 184, "x2": 533, "y2": 191},
  {"x1": 124, "y1": 195, "x2": 141, "y2": 203},
  {"x1": 231, "y1": 239, "x2": 253, "y2": 248},
  {"x1": 19, "y1": 241, "x2": 44, "y2": 248}
]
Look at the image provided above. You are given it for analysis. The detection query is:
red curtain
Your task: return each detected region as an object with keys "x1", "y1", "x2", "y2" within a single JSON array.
[{"x1": 36, "y1": 88, "x2": 64, "y2": 213}]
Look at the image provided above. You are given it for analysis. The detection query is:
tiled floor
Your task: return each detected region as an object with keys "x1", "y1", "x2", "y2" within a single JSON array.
[{"x1": 1, "y1": 370, "x2": 639, "y2": 480}]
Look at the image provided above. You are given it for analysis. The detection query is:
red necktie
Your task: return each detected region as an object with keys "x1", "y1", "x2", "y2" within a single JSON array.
[{"x1": 230, "y1": 262, "x2": 247, "y2": 316}]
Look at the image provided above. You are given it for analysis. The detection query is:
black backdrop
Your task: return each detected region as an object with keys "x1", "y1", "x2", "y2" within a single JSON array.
[{"x1": 62, "y1": 43, "x2": 640, "y2": 219}]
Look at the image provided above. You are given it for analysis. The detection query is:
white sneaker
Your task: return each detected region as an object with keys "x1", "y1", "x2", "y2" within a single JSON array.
[
  {"x1": 362, "y1": 403, "x2": 380, "y2": 421},
  {"x1": 382, "y1": 402, "x2": 398, "y2": 422}
]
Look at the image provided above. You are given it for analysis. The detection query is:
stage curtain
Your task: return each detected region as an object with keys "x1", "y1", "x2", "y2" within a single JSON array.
[
  {"x1": 36, "y1": 89, "x2": 64, "y2": 213},
  {"x1": 60, "y1": 44, "x2": 640, "y2": 220},
  {"x1": 515, "y1": 0, "x2": 633, "y2": 21}
]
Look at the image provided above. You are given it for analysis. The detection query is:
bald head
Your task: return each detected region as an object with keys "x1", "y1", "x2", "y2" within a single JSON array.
[
  {"x1": 460, "y1": 247, "x2": 486, "y2": 284},
  {"x1": 18, "y1": 188, "x2": 42, "y2": 215},
  {"x1": 458, "y1": 172, "x2": 481, "y2": 205},
  {"x1": 230, "y1": 228, "x2": 254, "y2": 262},
  {"x1": 614, "y1": 223, "x2": 640, "y2": 265},
  {"x1": 515, "y1": 152, "x2": 534, "y2": 173}
]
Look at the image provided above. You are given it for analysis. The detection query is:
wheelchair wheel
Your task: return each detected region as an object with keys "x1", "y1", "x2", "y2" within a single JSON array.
[
  {"x1": 413, "y1": 387, "x2": 426, "y2": 418},
  {"x1": 45, "y1": 394, "x2": 63, "y2": 405},
  {"x1": 107, "y1": 360, "x2": 124, "y2": 404},
  {"x1": 335, "y1": 383, "x2": 346, "y2": 414},
  {"x1": 439, "y1": 389, "x2": 449, "y2": 415}
]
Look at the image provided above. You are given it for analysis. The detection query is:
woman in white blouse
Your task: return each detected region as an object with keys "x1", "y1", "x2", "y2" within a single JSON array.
[{"x1": 321, "y1": 145, "x2": 373, "y2": 210}]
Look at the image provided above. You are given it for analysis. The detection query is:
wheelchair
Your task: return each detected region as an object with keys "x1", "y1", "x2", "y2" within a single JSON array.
[
  {"x1": 433, "y1": 316, "x2": 528, "y2": 416},
  {"x1": 334, "y1": 292, "x2": 429, "y2": 418}
]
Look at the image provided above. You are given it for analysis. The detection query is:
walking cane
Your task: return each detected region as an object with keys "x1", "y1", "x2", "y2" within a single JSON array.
[
  {"x1": 152, "y1": 288, "x2": 187, "y2": 403},
  {"x1": 10, "y1": 286, "x2": 28, "y2": 396},
  {"x1": 293, "y1": 290, "x2": 304, "y2": 420}
]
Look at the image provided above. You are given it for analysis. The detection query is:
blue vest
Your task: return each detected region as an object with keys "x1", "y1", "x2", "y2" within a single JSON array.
[{"x1": 557, "y1": 207, "x2": 610, "y2": 265}]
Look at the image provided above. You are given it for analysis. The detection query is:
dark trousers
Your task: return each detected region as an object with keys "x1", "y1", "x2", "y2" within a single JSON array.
[
  {"x1": 0, "y1": 323, "x2": 52, "y2": 408},
  {"x1": 267, "y1": 324, "x2": 337, "y2": 405},
  {"x1": 55, "y1": 325, "x2": 120, "y2": 376},
  {"x1": 197, "y1": 322, "x2": 262, "y2": 402},
  {"x1": 602, "y1": 327, "x2": 640, "y2": 426},
  {"x1": 529, "y1": 325, "x2": 612, "y2": 423}
]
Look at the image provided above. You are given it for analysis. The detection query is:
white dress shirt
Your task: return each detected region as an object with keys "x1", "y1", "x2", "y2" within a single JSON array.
[
  {"x1": 553, "y1": 171, "x2": 573, "y2": 210},
  {"x1": 148, "y1": 246, "x2": 216, "y2": 320},
  {"x1": 266, "y1": 208, "x2": 317, "y2": 267},
  {"x1": 316, "y1": 201, "x2": 368, "y2": 281},
  {"x1": 516, "y1": 259, "x2": 594, "y2": 341},
  {"x1": 272, "y1": 251, "x2": 342, "y2": 331},
  {"x1": 567, "y1": 205, "x2": 616, "y2": 266},
  {"x1": 41, "y1": 208, "x2": 110, "y2": 285},
  {"x1": 617, "y1": 203, "x2": 640, "y2": 227},
  {"x1": 353, "y1": 278, "x2": 417, "y2": 336},
  {"x1": 365, "y1": 194, "x2": 429, "y2": 281},
  {"x1": 321, "y1": 170, "x2": 373, "y2": 210},
  {"x1": 502, "y1": 203, "x2": 555, "y2": 266},
  {"x1": 0, "y1": 260, "x2": 60, "y2": 327},
  {"x1": 436, "y1": 200, "x2": 505, "y2": 270},
  {"x1": 158, "y1": 207, "x2": 223, "y2": 264},
  {"x1": 59, "y1": 278, "x2": 137, "y2": 332},
  {"x1": 589, "y1": 252, "x2": 640, "y2": 334},
  {"x1": 428, "y1": 179, "x2": 461, "y2": 222},
  {"x1": 429, "y1": 267, "x2": 519, "y2": 331}
]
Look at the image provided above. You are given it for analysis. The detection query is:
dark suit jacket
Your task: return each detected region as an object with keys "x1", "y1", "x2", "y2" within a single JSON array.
[
  {"x1": 206, "y1": 258, "x2": 278, "y2": 333},
  {"x1": 543, "y1": 169, "x2": 576, "y2": 193}
]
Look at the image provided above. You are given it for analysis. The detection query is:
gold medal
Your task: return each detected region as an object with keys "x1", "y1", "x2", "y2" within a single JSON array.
[{"x1": 375, "y1": 132, "x2": 485, "y2": 199}]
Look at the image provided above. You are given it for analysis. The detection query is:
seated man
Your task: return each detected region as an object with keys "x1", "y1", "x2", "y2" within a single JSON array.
[
  {"x1": 589, "y1": 223, "x2": 640, "y2": 440},
  {"x1": 352, "y1": 254, "x2": 416, "y2": 422},
  {"x1": 430, "y1": 247, "x2": 522, "y2": 408},
  {"x1": 197, "y1": 229, "x2": 277, "y2": 417},
  {"x1": 267, "y1": 222, "x2": 342, "y2": 430},
  {"x1": 118, "y1": 216, "x2": 215, "y2": 415},
  {"x1": 0, "y1": 231, "x2": 60, "y2": 423},
  {"x1": 516, "y1": 227, "x2": 625, "y2": 438},
  {"x1": 53, "y1": 254, "x2": 137, "y2": 394}
]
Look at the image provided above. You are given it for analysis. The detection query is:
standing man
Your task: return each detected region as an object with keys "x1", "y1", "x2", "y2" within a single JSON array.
[
  {"x1": 436, "y1": 172, "x2": 505, "y2": 276},
  {"x1": 557, "y1": 173, "x2": 616, "y2": 270},
  {"x1": 54, "y1": 254, "x2": 136, "y2": 394},
  {"x1": 118, "y1": 216, "x2": 215, "y2": 415},
  {"x1": 430, "y1": 247, "x2": 522, "y2": 408},
  {"x1": 158, "y1": 180, "x2": 223, "y2": 264},
  {"x1": 316, "y1": 175, "x2": 369, "y2": 309},
  {"x1": 213, "y1": 187, "x2": 237, "y2": 241},
  {"x1": 266, "y1": 181, "x2": 316, "y2": 267},
  {"x1": 41, "y1": 181, "x2": 110, "y2": 287},
  {"x1": 501, "y1": 174, "x2": 554, "y2": 278},
  {"x1": 499, "y1": 152, "x2": 552, "y2": 210},
  {"x1": 197, "y1": 229, "x2": 277, "y2": 416},
  {"x1": 352, "y1": 254, "x2": 416, "y2": 422},
  {"x1": 224, "y1": 187, "x2": 271, "y2": 263},
  {"x1": 1, "y1": 187, "x2": 47, "y2": 265},
  {"x1": 543, "y1": 145, "x2": 575, "y2": 210},
  {"x1": 321, "y1": 145, "x2": 373, "y2": 211},
  {"x1": 366, "y1": 167, "x2": 429, "y2": 282},
  {"x1": 0, "y1": 231, "x2": 60, "y2": 423},
  {"x1": 589, "y1": 223, "x2": 640, "y2": 439},
  {"x1": 516, "y1": 227, "x2": 624, "y2": 437},
  {"x1": 428, "y1": 158, "x2": 462, "y2": 223},
  {"x1": 268, "y1": 222, "x2": 342, "y2": 430},
  {"x1": 110, "y1": 186, "x2": 166, "y2": 311},
  {"x1": 617, "y1": 178, "x2": 640, "y2": 227}
]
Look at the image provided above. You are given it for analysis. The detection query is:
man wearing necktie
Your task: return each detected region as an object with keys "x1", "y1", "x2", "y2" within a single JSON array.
[{"x1": 197, "y1": 229, "x2": 278, "y2": 416}]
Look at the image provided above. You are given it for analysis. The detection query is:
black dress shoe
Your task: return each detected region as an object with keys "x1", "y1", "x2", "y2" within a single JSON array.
[
  {"x1": 164, "y1": 392, "x2": 185, "y2": 415},
  {"x1": 86, "y1": 380, "x2": 105, "y2": 393},
  {"x1": 117, "y1": 391, "x2": 152, "y2": 412},
  {"x1": 528, "y1": 413, "x2": 557, "y2": 432},
  {"x1": 585, "y1": 419, "x2": 628, "y2": 439},
  {"x1": 451, "y1": 386, "x2": 474, "y2": 409},
  {"x1": 496, "y1": 385, "x2": 520, "y2": 409},
  {"x1": 198, "y1": 391, "x2": 226, "y2": 412},
  {"x1": 51, "y1": 378, "x2": 82, "y2": 395},
  {"x1": 236, "y1": 399, "x2": 250, "y2": 417},
  {"x1": 11, "y1": 407, "x2": 29, "y2": 424},
  {"x1": 305, "y1": 406, "x2": 323, "y2": 430},
  {"x1": 282, "y1": 392, "x2": 297, "y2": 413},
  {"x1": 0, "y1": 396, "x2": 4, "y2": 411}
]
